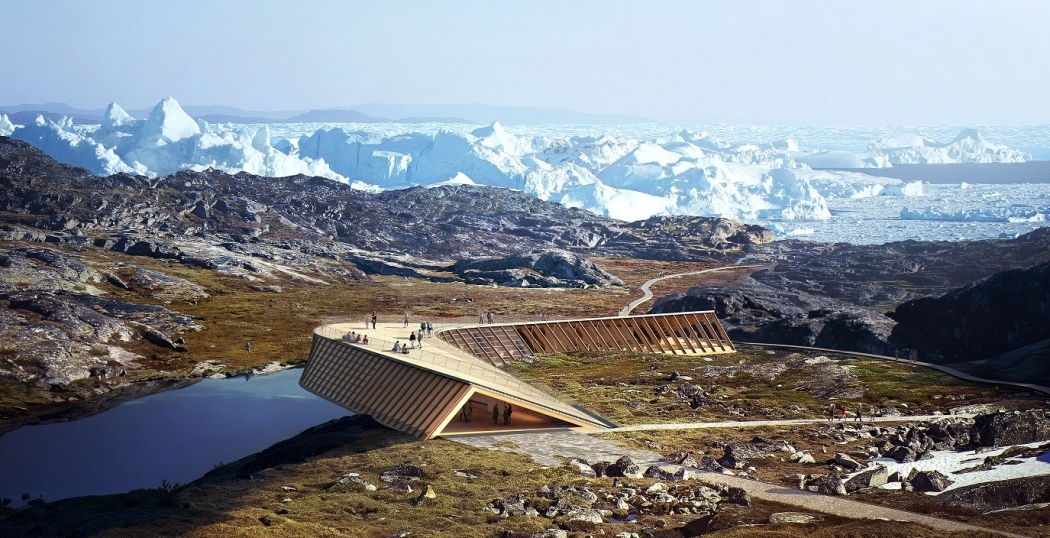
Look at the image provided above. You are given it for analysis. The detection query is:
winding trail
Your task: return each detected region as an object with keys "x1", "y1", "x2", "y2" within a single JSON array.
[{"x1": 618, "y1": 264, "x2": 767, "y2": 316}]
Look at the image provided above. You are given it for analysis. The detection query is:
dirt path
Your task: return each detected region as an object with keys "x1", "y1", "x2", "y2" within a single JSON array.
[
  {"x1": 453, "y1": 429, "x2": 1030, "y2": 537},
  {"x1": 589, "y1": 413, "x2": 972, "y2": 433},
  {"x1": 618, "y1": 264, "x2": 766, "y2": 316}
]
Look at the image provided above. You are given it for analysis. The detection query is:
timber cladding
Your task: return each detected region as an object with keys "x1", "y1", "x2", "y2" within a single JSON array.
[
  {"x1": 300, "y1": 335, "x2": 471, "y2": 439},
  {"x1": 438, "y1": 311, "x2": 735, "y2": 366}
]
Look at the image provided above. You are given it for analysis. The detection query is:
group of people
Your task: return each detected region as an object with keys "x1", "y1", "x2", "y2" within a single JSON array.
[
  {"x1": 363, "y1": 312, "x2": 377, "y2": 330},
  {"x1": 456, "y1": 401, "x2": 514, "y2": 425},
  {"x1": 342, "y1": 331, "x2": 369, "y2": 344},
  {"x1": 828, "y1": 402, "x2": 877, "y2": 422},
  {"x1": 478, "y1": 311, "x2": 495, "y2": 324}
]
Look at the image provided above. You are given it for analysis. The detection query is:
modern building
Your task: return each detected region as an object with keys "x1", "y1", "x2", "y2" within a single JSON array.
[{"x1": 299, "y1": 311, "x2": 734, "y2": 439}]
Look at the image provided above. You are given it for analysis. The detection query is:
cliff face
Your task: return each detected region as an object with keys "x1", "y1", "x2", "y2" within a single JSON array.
[{"x1": 888, "y1": 260, "x2": 1050, "y2": 363}]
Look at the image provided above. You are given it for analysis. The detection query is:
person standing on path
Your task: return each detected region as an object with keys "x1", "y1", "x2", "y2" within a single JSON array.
[
  {"x1": 503, "y1": 403, "x2": 512, "y2": 425},
  {"x1": 371, "y1": 312, "x2": 377, "y2": 329},
  {"x1": 479, "y1": 312, "x2": 484, "y2": 324},
  {"x1": 492, "y1": 403, "x2": 500, "y2": 424},
  {"x1": 828, "y1": 402, "x2": 835, "y2": 421},
  {"x1": 404, "y1": 312, "x2": 410, "y2": 328},
  {"x1": 487, "y1": 312, "x2": 494, "y2": 324},
  {"x1": 244, "y1": 341, "x2": 251, "y2": 357},
  {"x1": 409, "y1": 332, "x2": 417, "y2": 348},
  {"x1": 855, "y1": 403, "x2": 863, "y2": 422},
  {"x1": 426, "y1": 320, "x2": 433, "y2": 337}
]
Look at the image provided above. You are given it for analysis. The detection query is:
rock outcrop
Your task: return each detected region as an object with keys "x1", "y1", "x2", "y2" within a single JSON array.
[
  {"x1": 889, "y1": 260, "x2": 1050, "y2": 363},
  {"x1": 452, "y1": 249, "x2": 623, "y2": 288},
  {"x1": 648, "y1": 277, "x2": 895, "y2": 355}
]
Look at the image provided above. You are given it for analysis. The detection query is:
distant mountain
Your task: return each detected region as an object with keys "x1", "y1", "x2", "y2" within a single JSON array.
[
  {"x1": 347, "y1": 103, "x2": 652, "y2": 125},
  {"x1": 3, "y1": 110, "x2": 102, "y2": 125},
  {"x1": 195, "y1": 114, "x2": 287, "y2": 124},
  {"x1": 282, "y1": 109, "x2": 390, "y2": 123}
]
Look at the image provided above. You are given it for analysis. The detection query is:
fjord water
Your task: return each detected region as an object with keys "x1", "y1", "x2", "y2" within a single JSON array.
[{"x1": 0, "y1": 369, "x2": 348, "y2": 505}]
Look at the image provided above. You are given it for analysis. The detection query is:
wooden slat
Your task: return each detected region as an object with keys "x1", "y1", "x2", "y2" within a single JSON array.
[
  {"x1": 625, "y1": 317, "x2": 657, "y2": 353},
  {"x1": 667, "y1": 314, "x2": 700, "y2": 354}
]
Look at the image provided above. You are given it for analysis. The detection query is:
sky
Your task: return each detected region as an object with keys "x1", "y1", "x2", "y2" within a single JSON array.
[{"x1": 1, "y1": 0, "x2": 1049, "y2": 125}]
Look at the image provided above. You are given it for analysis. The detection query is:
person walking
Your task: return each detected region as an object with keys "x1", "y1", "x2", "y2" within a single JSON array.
[
  {"x1": 855, "y1": 403, "x2": 863, "y2": 422},
  {"x1": 420, "y1": 321, "x2": 427, "y2": 337},
  {"x1": 503, "y1": 403, "x2": 512, "y2": 425},
  {"x1": 404, "y1": 312, "x2": 410, "y2": 328},
  {"x1": 244, "y1": 341, "x2": 251, "y2": 357},
  {"x1": 371, "y1": 312, "x2": 377, "y2": 329},
  {"x1": 417, "y1": 330, "x2": 424, "y2": 348},
  {"x1": 492, "y1": 402, "x2": 500, "y2": 424},
  {"x1": 828, "y1": 402, "x2": 835, "y2": 421},
  {"x1": 479, "y1": 311, "x2": 484, "y2": 324},
  {"x1": 487, "y1": 312, "x2": 494, "y2": 324},
  {"x1": 426, "y1": 320, "x2": 433, "y2": 337},
  {"x1": 409, "y1": 331, "x2": 417, "y2": 348}
]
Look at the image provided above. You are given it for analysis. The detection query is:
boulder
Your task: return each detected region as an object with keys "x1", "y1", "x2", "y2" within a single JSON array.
[
  {"x1": 334, "y1": 472, "x2": 377, "y2": 491},
  {"x1": 909, "y1": 470, "x2": 953, "y2": 493},
  {"x1": 566, "y1": 458, "x2": 597, "y2": 478},
  {"x1": 769, "y1": 512, "x2": 820, "y2": 524},
  {"x1": 817, "y1": 467, "x2": 847, "y2": 496},
  {"x1": 725, "y1": 486, "x2": 751, "y2": 507},
  {"x1": 844, "y1": 465, "x2": 889, "y2": 493},
  {"x1": 717, "y1": 442, "x2": 764, "y2": 469},
  {"x1": 645, "y1": 464, "x2": 699, "y2": 482},
  {"x1": 936, "y1": 475, "x2": 1050, "y2": 513},
  {"x1": 606, "y1": 455, "x2": 645, "y2": 479},
  {"x1": 834, "y1": 452, "x2": 863, "y2": 471},
  {"x1": 885, "y1": 445, "x2": 918, "y2": 463},
  {"x1": 381, "y1": 462, "x2": 427, "y2": 482},
  {"x1": 681, "y1": 512, "x2": 718, "y2": 536},
  {"x1": 564, "y1": 508, "x2": 604, "y2": 526},
  {"x1": 970, "y1": 410, "x2": 1050, "y2": 448}
]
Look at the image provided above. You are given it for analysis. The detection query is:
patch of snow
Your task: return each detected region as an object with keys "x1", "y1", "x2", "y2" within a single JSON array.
[{"x1": 875, "y1": 440, "x2": 1050, "y2": 495}]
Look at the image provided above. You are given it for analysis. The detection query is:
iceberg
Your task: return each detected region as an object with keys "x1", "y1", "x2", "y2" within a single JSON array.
[
  {"x1": 6, "y1": 100, "x2": 1037, "y2": 228},
  {"x1": 901, "y1": 206, "x2": 1044, "y2": 222},
  {"x1": 8, "y1": 97, "x2": 345, "y2": 182},
  {"x1": 0, "y1": 114, "x2": 18, "y2": 136}
]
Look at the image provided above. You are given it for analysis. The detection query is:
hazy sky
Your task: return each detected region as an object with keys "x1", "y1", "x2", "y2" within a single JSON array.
[{"x1": 2, "y1": 0, "x2": 1048, "y2": 124}]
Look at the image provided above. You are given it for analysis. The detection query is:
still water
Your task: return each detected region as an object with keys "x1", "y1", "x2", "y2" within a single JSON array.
[{"x1": 0, "y1": 369, "x2": 348, "y2": 505}]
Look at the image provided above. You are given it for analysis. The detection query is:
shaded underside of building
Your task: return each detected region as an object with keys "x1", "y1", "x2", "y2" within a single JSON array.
[{"x1": 299, "y1": 334, "x2": 608, "y2": 439}]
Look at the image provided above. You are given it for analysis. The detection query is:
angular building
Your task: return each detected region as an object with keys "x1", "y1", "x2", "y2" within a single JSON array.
[{"x1": 299, "y1": 312, "x2": 734, "y2": 439}]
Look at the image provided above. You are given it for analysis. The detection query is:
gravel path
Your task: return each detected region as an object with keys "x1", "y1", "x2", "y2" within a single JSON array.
[
  {"x1": 618, "y1": 264, "x2": 766, "y2": 316},
  {"x1": 452, "y1": 429, "x2": 1030, "y2": 537}
]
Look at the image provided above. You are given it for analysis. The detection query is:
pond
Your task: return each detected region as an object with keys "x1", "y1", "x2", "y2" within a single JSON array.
[{"x1": 0, "y1": 369, "x2": 349, "y2": 506}]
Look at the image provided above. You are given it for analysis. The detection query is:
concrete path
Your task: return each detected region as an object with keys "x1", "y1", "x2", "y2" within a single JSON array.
[
  {"x1": 619, "y1": 265, "x2": 766, "y2": 316},
  {"x1": 452, "y1": 429, "x2": 1030, "y2": 537},
  {"x1": 588, "y1": 414, "x2": 970, "y2": 433}
]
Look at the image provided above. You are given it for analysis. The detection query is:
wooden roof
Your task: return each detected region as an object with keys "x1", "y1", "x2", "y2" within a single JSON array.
[{"x1": 438, "y1": 311, "x2": 735, "y2": 366}]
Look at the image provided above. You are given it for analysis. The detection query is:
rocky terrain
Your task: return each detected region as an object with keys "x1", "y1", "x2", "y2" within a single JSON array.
[
  {"x1": 0, "y1": 413, "x2": 1010, "y2": 538},
  {"x1": 0, "y1": 136, "x2": 777, "y2": 421},
  {"x1": 0, "y1": 136, "x2": 772, "y2": 263},
  {"x1": 889, "y1": 260, "x2": 1050, "y2": 363},
  {"x1": 651, "y1": 227, "x2": 1050, "y2": 378}
]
